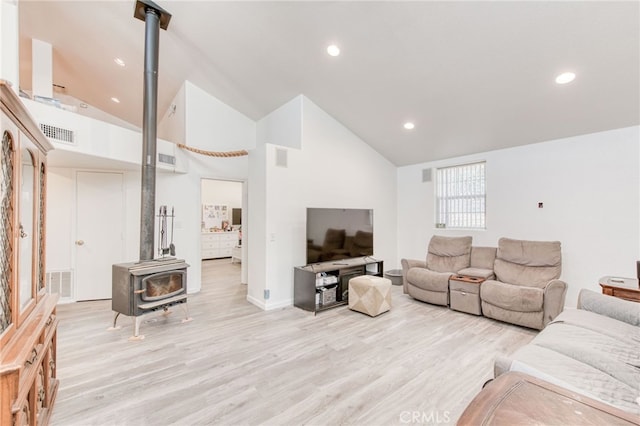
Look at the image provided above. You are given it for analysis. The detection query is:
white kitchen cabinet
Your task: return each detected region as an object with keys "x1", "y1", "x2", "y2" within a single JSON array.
[{"x1": 201, "y1": 231, "x2": 239, "y2": 259}]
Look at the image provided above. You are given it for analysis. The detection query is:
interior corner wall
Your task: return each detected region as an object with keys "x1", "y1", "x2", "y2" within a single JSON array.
[
  {"x1": 397, "y1": 125, "x2": 640, "y2": 307},
  {"x1": 254, "y1": 96, "x2": 398, "y2": 310},
  {"x1": 158, "y1": 82, "x2": 186, "y2": 145},
  {"x1": 156, "y1": 80, "x2": 254, "y2": 294},
  {"x1": 247, "y1": 133, "x2": 267, "y2": 307},
  {"x1": 185, "y1": 81, "x2": 255, "y2": 151},
  {"x1": 248, "y1": 95, "x2": 304, "y2": 309}
]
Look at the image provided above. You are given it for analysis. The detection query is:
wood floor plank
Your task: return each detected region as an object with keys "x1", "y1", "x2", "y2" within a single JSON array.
[{"x1": 50, "y1": 259, "x2": 535, "y2": 425}]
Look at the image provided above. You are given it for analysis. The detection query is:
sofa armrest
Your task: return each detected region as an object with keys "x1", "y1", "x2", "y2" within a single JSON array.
[
  {"x1": 401, "y1": 258, "x2": 426, "y2": 294},
  {"x1": 493, "y1": 355, "x2": 514, "y2": 378},
  {"x1": 542, "y1": 279, "x2": 567, "y2": 327},
  {"x1": 577, "y1": 289, "x2": 640, "y2": 326}
]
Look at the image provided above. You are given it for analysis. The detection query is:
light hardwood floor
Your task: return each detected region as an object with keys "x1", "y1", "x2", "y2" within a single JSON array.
[{"x1": 50, "y1": 259, "x2": 536, "y2": 425}]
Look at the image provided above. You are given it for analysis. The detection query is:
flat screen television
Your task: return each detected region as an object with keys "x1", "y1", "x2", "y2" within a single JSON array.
[
  {"x1": 232, "y1": 208, "x2": 242, "y2": 225},
  {"x1": 306, "y1": 208, "x2": 373, "y2": 265}
]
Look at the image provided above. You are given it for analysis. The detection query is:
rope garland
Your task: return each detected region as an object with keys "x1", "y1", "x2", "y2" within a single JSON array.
[{"x1": 177, "y1": 143, "x2": 248, "y2": 158}]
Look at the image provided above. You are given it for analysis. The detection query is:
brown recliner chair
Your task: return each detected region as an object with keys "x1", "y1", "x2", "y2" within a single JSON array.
[
  {"x1": 401, "y1": 235, "x2": 472, "y2": 306},
  {"x1": 480, "y1": 238, "x2": 566, "y2": 330}
]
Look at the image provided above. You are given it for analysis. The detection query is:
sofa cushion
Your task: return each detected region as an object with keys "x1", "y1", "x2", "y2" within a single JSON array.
[
  {"x1": 552, "y1": 308, "x2": 640, "y2": 345},
  {"x1": 494, "y1": 238, "x2": 561, "y2": 288},
  {"x1": 469, "y1": 246, "x2": 497, "y2": 270},
  {"x1": 533, "y1": 322, "x2": 640, "y2": 384},
  {"x1": 457, "y1": 267, "x2": 495, "y2": 279},
  {"x1": 426, "y1": 235, "x2": 472, "y2": 273},
  {"x1": 406, "y1": 268, "x2": 451, "y2": 292},
  {"x1": 481, "y1": 280, "x2": 543, "y2": 312}
]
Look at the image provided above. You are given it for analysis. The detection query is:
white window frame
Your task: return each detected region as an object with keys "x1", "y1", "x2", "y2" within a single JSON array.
[{"x1": 435, "y1": 161, "x2": 486, "y2": 230}]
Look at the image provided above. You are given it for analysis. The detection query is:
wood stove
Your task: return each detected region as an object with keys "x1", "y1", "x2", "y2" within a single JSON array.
[
  {"x1": 112, "y1": 258, "x2": 189, "y2": 339},
  {"x1": 108, "y1": 1, "x2": 191, "y2": 341}
]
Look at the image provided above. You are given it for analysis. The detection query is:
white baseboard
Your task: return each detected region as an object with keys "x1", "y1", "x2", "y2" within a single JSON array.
[
  {"x1": 246, "y1": 295, "x2": 292, "y2": 311},
  {"x1": 246, "y1": 294, "x2": 266, "y2": 310},
  {"x1": 265, "y1": 298, "x2": 293, "y2": 310}
]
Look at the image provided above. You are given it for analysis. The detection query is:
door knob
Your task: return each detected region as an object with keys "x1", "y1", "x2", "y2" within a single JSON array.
[{"x1": 75, "y1": 240, "x2": 85, "y2": 246}]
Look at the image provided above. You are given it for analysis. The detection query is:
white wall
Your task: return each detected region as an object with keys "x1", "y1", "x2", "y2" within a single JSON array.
[
  {"x1": 45, "y1": 168, "x2": 73, "y2": 271},
  {"x1": 397, "y1": 126, "x2": 640, "y2": 307},
  {"x1": 185, "y1": 81, "x2": 255, "y2": 151},
  {"x1": 201, "y1": 179, "x2": 242, "y2": 214},
  {"x1": 245, "y1": 119, "x2": 266, "y2": 306},
  {"x1": 158, "y1": 83, "x2": 185, "y2": 145},
  {"x1": 0, "y1": 0, "x2": 19, "y2": 89},
  {"x1": 249, "y1": 96, "x2": 397, "y2": 309}
]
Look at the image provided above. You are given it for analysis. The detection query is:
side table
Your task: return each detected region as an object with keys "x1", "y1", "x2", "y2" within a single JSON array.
[
  {"x1": 458, "y1": 372, "x2": 639, "y2": 425},
  {"x1": 599, "y1": 276, "x2": 640, "y2": 303},
  {"x1": 449, "y1": 275, "x2": 485, "y2": 315}
]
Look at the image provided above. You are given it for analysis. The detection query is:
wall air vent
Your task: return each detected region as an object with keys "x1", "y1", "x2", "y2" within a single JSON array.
[
  {"x1": 39, "y1": 123, "x2": 75, "y2": 144},
  {"x1": 275, "y1": 148, "x2": 287, "y2": 168},
  {"x1": 422, "y1": 168, "x2": 432, "y2": 182},
  {"x1": 158, "y1": 153, "x2": 176, "y2": 165},
  {"x1": 47, "y1": 270, "x2": 73, "y2": 301}
]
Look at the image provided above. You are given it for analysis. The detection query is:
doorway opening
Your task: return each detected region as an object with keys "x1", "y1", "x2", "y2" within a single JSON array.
[{"x1": 200, "y1": 178, "x2": 247, "y2": 288}]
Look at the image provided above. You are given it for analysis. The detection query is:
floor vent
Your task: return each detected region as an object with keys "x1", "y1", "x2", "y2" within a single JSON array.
[
  {"x1": 47, "y1": 270, "x2": 73, "y2": 301},
  {"x1": 40, "y1": 123, "x2": 75, "y2": 144}
]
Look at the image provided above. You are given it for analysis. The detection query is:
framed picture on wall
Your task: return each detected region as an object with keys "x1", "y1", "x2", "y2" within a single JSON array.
[{"x1": 202, "y1": 204, "x2": 229, "y2": 230}]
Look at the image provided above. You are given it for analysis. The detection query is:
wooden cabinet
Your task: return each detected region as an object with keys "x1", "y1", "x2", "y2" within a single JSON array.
[
  {"x1": 294, "y1": 258, "x2": 384, "y2": 313},
  {"x1": 599, "y1": 276, "x2": 640, "y2": 303},
  {"x1": 201, "y1": 231, "x2": 239, "y2": 259},
  {"x1": 0, "y1": 81, "x2": 58, "y2": 425}
]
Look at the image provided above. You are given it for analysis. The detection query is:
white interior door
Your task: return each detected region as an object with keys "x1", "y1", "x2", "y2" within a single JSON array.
[{"x1": 75, "y1": 171, "x2": 124, "y2": 300}]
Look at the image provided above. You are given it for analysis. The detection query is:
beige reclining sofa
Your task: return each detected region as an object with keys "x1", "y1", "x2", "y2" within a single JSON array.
[{"x1": 402, "y1": 236, "x2": 567, "y2": 330}]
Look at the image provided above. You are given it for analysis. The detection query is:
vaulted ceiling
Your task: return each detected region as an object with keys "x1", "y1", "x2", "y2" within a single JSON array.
[{"x1": 18, "y1": 1, "x2": 639, "y2": 166}]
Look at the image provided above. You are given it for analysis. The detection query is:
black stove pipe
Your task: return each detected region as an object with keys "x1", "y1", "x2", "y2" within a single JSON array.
[{"x1": 134, "y1": 0, "x2": 171, "y2": 261}]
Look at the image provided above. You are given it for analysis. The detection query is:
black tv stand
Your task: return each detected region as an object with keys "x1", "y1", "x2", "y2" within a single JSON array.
[{"x1": 294, "y1": 257, "x2": 384, "y2": 314}]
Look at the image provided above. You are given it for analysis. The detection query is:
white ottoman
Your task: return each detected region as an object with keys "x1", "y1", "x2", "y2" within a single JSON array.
[{"x1": 348, "y1": 276, "x2": 392, "y2": 317}]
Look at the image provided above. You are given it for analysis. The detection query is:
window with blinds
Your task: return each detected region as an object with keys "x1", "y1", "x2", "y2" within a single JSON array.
[{"x1": 435, "y1": 162, "x2": 486, "y2": 229}]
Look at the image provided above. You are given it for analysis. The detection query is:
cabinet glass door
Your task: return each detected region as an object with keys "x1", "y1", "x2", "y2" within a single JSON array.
[
  {"x1": 0, "y1": 131, "x2": 15, "y2": 333},
  {"x1": 19, "y1": 148, "x2": 35, "y2": 311},
  {"x1": 37, "y1": 162, "x2": 46, "y2": 293}
]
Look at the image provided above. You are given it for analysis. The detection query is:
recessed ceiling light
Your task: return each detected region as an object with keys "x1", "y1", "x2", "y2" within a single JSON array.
[
  {"x1": 114, "y1": 58, "x2": 126, "y2": 67},
  {"x1": 327, "y1": 45, "x2": 340, "y2": 57},
  {"x1": 403, "y1": 122, "x2": 415, "y2": 130},
  {"x1": 79, "y1": 103, "x2": 88, "y2": 109},
  {"x1": 555, "y1": 72, "x2": 576, "y2": 84},
  {"x1": 111, "y1": 97, "x2": 120, "y2": 103}
]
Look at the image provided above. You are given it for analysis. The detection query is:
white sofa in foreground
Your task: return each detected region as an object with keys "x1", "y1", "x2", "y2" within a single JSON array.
[{"x1": 494, "y1": 289, "x2": 640, "y2": 415}]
